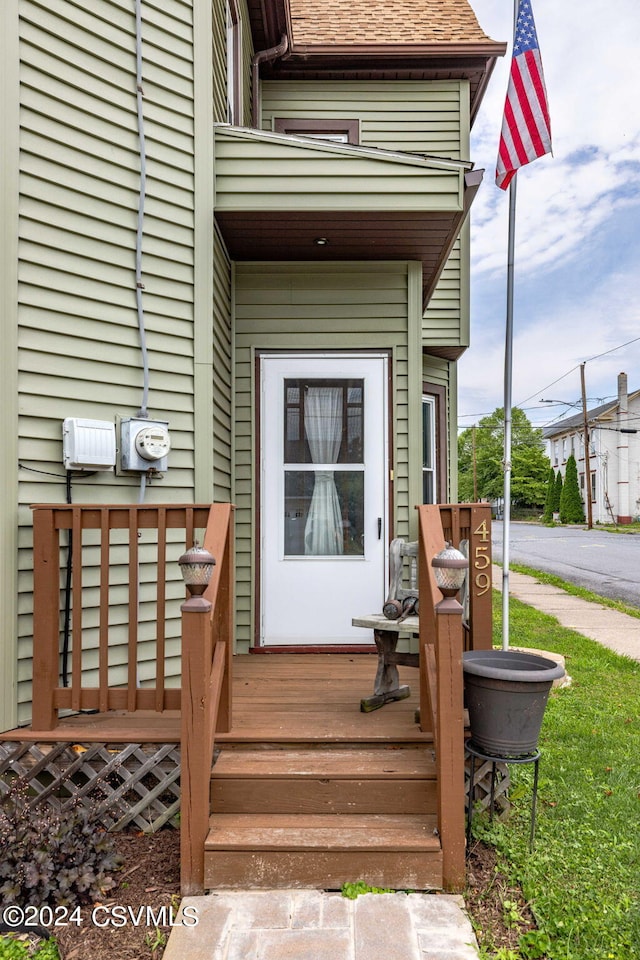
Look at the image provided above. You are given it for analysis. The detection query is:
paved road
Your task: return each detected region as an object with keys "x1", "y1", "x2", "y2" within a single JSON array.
[{"x1": 492, "y1": 521, "x2": 640, "y2": 609}]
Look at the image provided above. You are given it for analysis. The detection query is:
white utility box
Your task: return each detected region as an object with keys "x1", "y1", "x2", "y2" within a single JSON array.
[
  {"x1": 120, "y1": 418, "x2": 171, "y2": 472},
  {"x1": 62, "y1": 418, "x2": 117, "y2": 471}
]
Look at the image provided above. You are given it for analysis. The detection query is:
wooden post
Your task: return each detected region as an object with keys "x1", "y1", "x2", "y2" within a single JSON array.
[
  {"x1": 417, "y1": 506, "x2": 445, "y2": 733},
  {"x1": 31, "y1": 507, "x2": 60, "y2": 730},
  {"x1": 180, "y1": 595, "x2": 212, "y2": 896},
  {"x1": 435, "y1": 595, "x2": 466, "y2": 892},
  {"x1": 204, "y1": 503, "x2": 234, "y2": 734},
  {"x1": 214, "y1": 528, "x2": 233, "y2": 733}
]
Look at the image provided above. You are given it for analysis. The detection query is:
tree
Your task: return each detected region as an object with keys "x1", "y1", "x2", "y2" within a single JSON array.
[
  {"x1": 542, "y1": 467, "x2": 556, "y2": 522},
  {"x1": 458, "y1": 408, "x2": 551, "y2": 507},
  {"x1": 552, "y1": 470, "x2": 563, "y2": 514},
  {"x1": 559, "y1": 454, "x2": 585, "y2": 523}
]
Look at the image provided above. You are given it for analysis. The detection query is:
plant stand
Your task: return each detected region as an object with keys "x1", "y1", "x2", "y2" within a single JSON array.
[
  {"x1": 465, "y1": 753, "x2": 511, "y2": 821},
  {"x1": 465, "y1": 740, "x2": 540, "y2": 852}
]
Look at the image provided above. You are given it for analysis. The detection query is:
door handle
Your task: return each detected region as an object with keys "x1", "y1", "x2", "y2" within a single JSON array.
[{"x1": 377, "y1": 517, "x2": 382, "y2": 539}]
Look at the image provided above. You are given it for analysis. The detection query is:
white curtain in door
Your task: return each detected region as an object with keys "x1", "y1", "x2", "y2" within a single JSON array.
[{"x1": 304, "y1": 386, "x2": 344, "y2": 555}]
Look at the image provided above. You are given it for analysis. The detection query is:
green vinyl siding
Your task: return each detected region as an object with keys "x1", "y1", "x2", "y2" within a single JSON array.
[
  {"x1": 423, "y1": 222, "x2": 470, "y2": 353},
  {"x1": 212, "y1": 225, "x2": 233, "y2": 501},
  {"x1": 262, "y1": 80, "x2": 471, "y2": 350},
  {"x1": 215, "y1": 128, "x2": 463, "y2": 213},
  {"x1": 233, "y1": 261, "x2": 420, "y2": 650},
  {"x1": 261, "y1": 80, "x2": 466, "y2": 158},
  {"x1": 13, "y1": 0, "x2": 204, "y2": 724},
  {"x1": 422, "y1": 232, "x2": 469, "y2": 352},
  {"x1": 1, "y1": 1, "x2": 20, "y2": 732}
]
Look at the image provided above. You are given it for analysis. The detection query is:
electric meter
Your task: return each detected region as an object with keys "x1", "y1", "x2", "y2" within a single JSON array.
[
  {"x1": 135, "y1": 424, "x2": 171, "y2": 461},
  {"x1": 120, "y1": 418, "x2": 171, "y2": 472}
]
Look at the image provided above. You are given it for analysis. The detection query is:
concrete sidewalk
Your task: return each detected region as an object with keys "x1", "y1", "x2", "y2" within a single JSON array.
[
  {"x1": 163, "y1": 889, "x2": 481, "y2": 960},
  {"x1": 494, "y1": 567, "x2": 640, "y2": 661}
]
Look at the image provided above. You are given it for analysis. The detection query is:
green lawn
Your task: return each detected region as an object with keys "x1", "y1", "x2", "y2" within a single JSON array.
[{"x1": 471, "y1": 592, "x2": 640, "y2": 960}]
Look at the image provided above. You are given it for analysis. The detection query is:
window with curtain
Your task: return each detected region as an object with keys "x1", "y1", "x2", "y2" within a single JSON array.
[{"x1": 283, "y1": 379, "x2": 365, "y2": 556}]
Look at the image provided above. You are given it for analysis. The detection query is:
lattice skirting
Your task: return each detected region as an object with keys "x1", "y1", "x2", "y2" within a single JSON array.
[
  {"x1": 465, "y1": 755, "x2": 511, "y2": 821},
  {"x1": 0, "y1": 741, "x2": 180, "y2": 833}
]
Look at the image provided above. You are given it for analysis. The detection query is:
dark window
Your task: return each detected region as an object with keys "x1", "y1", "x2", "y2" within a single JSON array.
[{"x1": 274, "y1": 118, "x2": 360, "y2": 144}]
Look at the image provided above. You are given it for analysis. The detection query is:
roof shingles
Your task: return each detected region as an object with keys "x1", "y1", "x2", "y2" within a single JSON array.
[{"x1": 289, "y1": 0, "x2": 495, "y2": 46}]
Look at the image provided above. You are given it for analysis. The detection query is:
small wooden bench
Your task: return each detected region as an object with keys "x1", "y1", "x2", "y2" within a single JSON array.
[
  {"x1": 351, "y1": 613, "x2": 419, "y2": 711},
  {"x1": 354, "y1": 535, "x2": 470, "y2": 712}
]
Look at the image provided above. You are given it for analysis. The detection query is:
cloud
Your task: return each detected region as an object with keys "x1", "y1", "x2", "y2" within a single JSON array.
[
  {"x1": 470, "y1": 143, "x2": 640, "y2": 277},
  {"x1": 460, "y1": 263, "x2": 640, "y2": 424},
  {"x1": 468, "y1": 0, "x2": 640, "y2": 277},
  {"x1": 459, "y1": 0, "x2": 640, "y2": 425}
]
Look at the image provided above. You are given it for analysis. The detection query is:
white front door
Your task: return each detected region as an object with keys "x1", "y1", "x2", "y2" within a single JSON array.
[{"x1": 260, "y1": 354, "x2": 388, "y2": 645}]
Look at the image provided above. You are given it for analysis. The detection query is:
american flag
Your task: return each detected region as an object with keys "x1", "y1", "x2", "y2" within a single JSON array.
[{"x1": 496, "y1": 0, "x2": 552, "y2": 190}]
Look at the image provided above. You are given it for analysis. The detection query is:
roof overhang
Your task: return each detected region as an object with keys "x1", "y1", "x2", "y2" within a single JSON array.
[
  {"x1": 247, "y1": 0, "x2": 506, "y2": 122},
  {"x1": 214, "y1": 126, "x2": 483, "y2": 310}
]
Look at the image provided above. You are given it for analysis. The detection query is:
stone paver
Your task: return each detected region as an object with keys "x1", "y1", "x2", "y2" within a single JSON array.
[
  {"x1": 354, "y1": 893, "x2": 417, "y2": 960},
  {"x1": 163, "y1": 891, "x2": 480, "y2": 960}
]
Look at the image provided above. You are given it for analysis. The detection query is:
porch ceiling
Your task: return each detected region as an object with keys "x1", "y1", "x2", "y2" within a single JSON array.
[{"x1": 214, "y1": 126, "x2": 483, "y2": 310}]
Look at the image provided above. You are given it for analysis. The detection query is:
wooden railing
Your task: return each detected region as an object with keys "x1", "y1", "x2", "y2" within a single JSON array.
[
  {"x1": 418, "y1": 503, "x2": 492, "y2": 892},
  {"x1": 31, "y1": 503, "x2": 218, "y2": 729},
  {"x1": 180, "y1": 503, "x2": 234, "y2": 894},
  {"x1": 30, "y1": 501, "x2": 234, "y2": 896}
]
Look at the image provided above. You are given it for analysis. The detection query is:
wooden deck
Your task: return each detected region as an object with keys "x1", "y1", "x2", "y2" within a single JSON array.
[
  {"x1": 1, "y1": 654, "x2": 425, "y2": 744},
  {"x1": 14, "y1": 502, "x2": 491, "y2": 893},
  {"x1": 220, "y1": 653, "x2": 427, "y2": 742}
]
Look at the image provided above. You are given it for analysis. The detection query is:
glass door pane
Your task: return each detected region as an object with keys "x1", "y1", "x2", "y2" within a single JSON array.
[
  {"x1": 283, "y1": 379, "x2": 365, "y2": 557},
  {"x1": 284, "y1": 471, "x2": 364, "y2": 556}
]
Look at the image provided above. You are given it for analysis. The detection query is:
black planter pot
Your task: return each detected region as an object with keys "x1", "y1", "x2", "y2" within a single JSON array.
[{"x1": 463, "y1": 649, "x2": 565, "y2": 757}]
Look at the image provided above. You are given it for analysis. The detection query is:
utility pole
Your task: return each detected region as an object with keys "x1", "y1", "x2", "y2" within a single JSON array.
[
  {"x1": 472, "y1": 425, "x2": 478, "y2": 501},
  {"x1": 580, "y1": 363, "x2": 593, "y2": 529}
]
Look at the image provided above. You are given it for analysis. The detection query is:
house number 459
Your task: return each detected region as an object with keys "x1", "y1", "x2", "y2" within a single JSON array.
[{"x1": 473, "y1": 520, "x2": 491, "y2": 596}]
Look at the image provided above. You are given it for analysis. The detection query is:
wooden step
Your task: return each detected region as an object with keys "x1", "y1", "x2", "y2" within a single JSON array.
[
  {"x1": 204, "y1": 813, "x2": 442, "y2": 890},
  {"x1": 211, "y1": 745, "x2": 437, "y2": 814}
]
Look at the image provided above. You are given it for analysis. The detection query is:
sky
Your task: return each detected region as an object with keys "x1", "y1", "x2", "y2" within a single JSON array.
[{"x1": 460, "y1": 0, "x2": 640, "y2": 434}]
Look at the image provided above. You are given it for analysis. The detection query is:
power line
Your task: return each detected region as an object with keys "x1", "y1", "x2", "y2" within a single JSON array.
[
  {"x1": 584, "y1": 335, "x2": 640, "y2": 364},
  {"x1": 464, "y1": 337, "x2": 640, "y2": 418},
  {"x1": 515, "y1": 365, "x2": 581, "y2": 408}
]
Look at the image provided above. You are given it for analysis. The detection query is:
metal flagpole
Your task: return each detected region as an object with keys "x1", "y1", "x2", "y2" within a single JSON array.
[
  {"x1": 496, "y1": 0, "x2": 552, "y2": 649},
  {"x1": 501, "y1": 0, "x2": 518, "y2": 651},
  {"x1": 502, "y1": 176, "x2": 517, "y2": 650}
]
